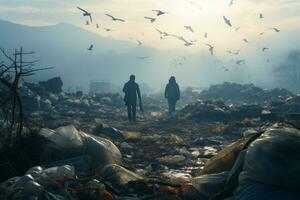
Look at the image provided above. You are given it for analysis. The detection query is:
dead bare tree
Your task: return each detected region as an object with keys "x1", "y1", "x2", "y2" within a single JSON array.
[{"x1": 0, "y1": 47, "x2": 52, "y2": 149}]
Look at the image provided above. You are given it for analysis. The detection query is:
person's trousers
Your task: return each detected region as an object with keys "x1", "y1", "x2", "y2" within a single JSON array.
[
  {"x1": 168, "y1": 99, "x2": 177, "y2": 114},
  {"x1": 127, "y1": 104, "x2": 136, "y2": 122}
]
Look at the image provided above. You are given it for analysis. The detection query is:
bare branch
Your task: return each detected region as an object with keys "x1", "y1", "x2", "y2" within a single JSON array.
[
  {"x1": 0, "y1": 47, "x2": 50, "y2": 147},
  {"x1": 0, "y1": 48, "x2": 14, "y2": 63}
]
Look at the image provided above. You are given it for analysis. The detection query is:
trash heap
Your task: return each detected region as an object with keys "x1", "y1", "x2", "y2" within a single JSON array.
[
  {"x1": 1, "y1": 123, "x2": 300, "y2": 199},
  {"x1": 191, "y1": 124, "x2": 300, "y2": 200},
  {"x1": 172, "y1": 100, "x2": 263, "y2": 123},
  {"x1": 269, "y1": 94, "x2": 300, "y2": 114},
  {"x1": 1, "y1": 78, "x2": 300, "y2": 199},
  {"x1": 199, "y1": 82, "x2": 293, "y2": 105},
  {"x1": 19, "y1": 78, "x2": 127, "y2": 129}
]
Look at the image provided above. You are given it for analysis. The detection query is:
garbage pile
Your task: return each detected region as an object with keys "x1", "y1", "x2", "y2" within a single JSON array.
[
  {"x1": 19, "y1": 78, "x2": 127, "y2": 129},
  {"x1": 21, "y1": 78, "x2": 125, "y2": 112},
  {"x1": 1, "y1": 77, "x2": 300, "y2": 199},
  {"x1": 192, "y1": 124, "x2": 300, "y2": 200},
  {"x1": 1, "y1": 123, "x2": 300, "y2": 199},
  {"x1": 0, "y1": 123, "x2": 213, "y2": 199},
  {"x1": 199, "y1": 82, "x2": 293, "y2": 105},
  {"x1": 39, "y1": 77, "x2": 63, "y2": 94},
  {"x1": 268, "y1": 94, "x2": 300, "y2": 114},
  {"x1": 171, "y1": 100, "x2": 263, "y2": 123}
]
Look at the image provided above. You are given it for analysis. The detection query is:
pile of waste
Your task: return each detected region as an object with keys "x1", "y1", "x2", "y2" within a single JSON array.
[
  {"x1": 2, "y1": 77, "x2": 300, "y2": 199},
  {"x1": 269, "y1": 94, "x2": 300, "y2": 113},
  {"x1": 1, "y1": 123, "x2": 300, "y2": 199},
  {"x1": 172, "y1": 100, "x2": 263, "y2": 123},
  {"x1": 199, "y1": 82, "x2": 293, "y2": 105},
  {"x1": 19, "y1": 78, "x2": 127, "y2": 129}
]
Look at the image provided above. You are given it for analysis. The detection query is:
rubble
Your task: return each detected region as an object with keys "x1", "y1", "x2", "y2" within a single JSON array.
[
  {"x1": 190, "y1": 171, "x2": 229, "y2": 199},
  {"x1": 0, "y1": 165, "x2": 75, "y2": 199},
  {"x1": 39, "y1": 77, "x2": 63, "y2": 94},
  {"x1": 36, "y1": 125, "x2": 122, "y2": 175},
  {"x1": 171, "y1": 100, "x2": 264, "y2": 123},
  {"x1": 235, "y1": 127, "x2": 300, "y2": 191},
  {"x1": 100, "y1": 164, "x2": 143, "y2": 189},
  {"x1": 1, "y1": 78, "x2": 300, "y2": 199},
  {"x1": 199, "y1": 82, "x2": 293, "y2": 105}
]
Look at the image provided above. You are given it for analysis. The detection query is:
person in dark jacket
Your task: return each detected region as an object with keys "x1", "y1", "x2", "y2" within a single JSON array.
[
  {"x1": 165, "y1": 76, "x2": 180, "y2": 114},
  {"x1": 123, "y1": 75, "x2": 142, "y2": 122}
]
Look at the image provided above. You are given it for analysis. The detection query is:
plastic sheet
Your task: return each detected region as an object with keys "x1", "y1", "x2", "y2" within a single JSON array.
[
  {"x1": 201, "y1": 139, "x2": 246, "y2": 175},
  {"x1": 233, "y1": 127, "x2": 300, "y2": 199},
  {"x1": 100, "y1": 164, "x2": 143, "y2": 188},
  {"x1": 191, "y1": 171, "x2": 229, "y2": 199}
]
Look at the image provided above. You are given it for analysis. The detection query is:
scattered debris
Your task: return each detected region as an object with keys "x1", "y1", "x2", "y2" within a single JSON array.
[{"x1": 1, "y1": 79, "x2": 300, "y2": 199}]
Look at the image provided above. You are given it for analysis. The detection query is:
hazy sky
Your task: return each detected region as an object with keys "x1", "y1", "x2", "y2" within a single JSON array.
[
  {"x1": 0, "y1": 0, "x2": 299, "y2": 52},
  {"x1": 0, "y1": 0, "x2": 300, "y2": 90}
]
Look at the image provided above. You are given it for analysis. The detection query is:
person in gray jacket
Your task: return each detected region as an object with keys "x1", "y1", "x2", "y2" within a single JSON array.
[
  {"x1": 123, "y1": 75, "x2": 142, "y2": 122},
  {"x1": 164, "y1": 76, "x2": 180, "y2": 114}
]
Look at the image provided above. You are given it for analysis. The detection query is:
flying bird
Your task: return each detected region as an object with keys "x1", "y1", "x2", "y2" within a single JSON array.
[
  {"x1": 259, "y1": 13, "x2": 264, "y2": 19},
  {"x1": 260, "y1": 32, "x2": 265, "y2": 35},
  {"x1": 152, "y1": 10, "x2": 167, "y2": 16},
  {"x1": 96, "y1": 24, "x2": 99, "y2": 28},
  {"x1": 156, "y1": 28, "x2": 163, "y2": 35},
  {"x1": 105, "y1": 14, "x2": 125, "y2": 22},
  {"x1": 88, "y1": 44, "x2": 93, "y2": 51},
  {"x1": 221, "y1": 66, "x2": 229, "y2": 72},
  {"x1": 236, "y1": 59, "x2": 245, "y2": 65},
  {"x1": 227, "y1": 49, "x2": 240, "y2": 55},
  {"x1": 177, "y1": 36, "x2": 193, "y2": 46},
  {"x1": 243, "y1": 38, "x2": 249, "y2": 43},
  {"x1": 136, "y1": 56, "x2": 150, "y2": 59},
  {"x1": 77, "y1": 7, "x2": 92, "y2": 23},
  {"x1": 177, "y1": 36, "x2": 187, "y2": 42},
  {"x1": 171, "y1": 59, "x2": 184, "y2": 67},
  {"x1": 223, "y1": 16, "x2": 232, "y2": 27},
  {"x1": 137, "y1": 40, "x2": 142, "y2": 45},
  {"x1": 262, "y1": 47, "x2": 269, "y2": 51},
  {"x1": 103, "y1": 27, "x2": 112, "y2": 32},
  {"x1": 144, "y1": 17, "x2": 156, "y2": 23},
  {"x1": 184, "y1": 41, "x2": 193, "y2": 46},
  {"x1": 156, "y1": 29, "x2": 169, "y2": 37},
  {"x1": 229, "y1": 0, "x2": 234, "y2": 6},
  {"x1": 205, "y1": 43, "x2": 214, "y2": 56},
  {"x1": 184, "y1": 26, "x2": 194, "y2": 32},
  {"x1": 270, "y1": 28, "x2": 280, "y2": 32}
]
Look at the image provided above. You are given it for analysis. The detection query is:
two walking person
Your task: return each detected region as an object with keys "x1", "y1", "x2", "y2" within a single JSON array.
[{"x1": 123, "y1": 75, "x2": 180, "y2": 122}]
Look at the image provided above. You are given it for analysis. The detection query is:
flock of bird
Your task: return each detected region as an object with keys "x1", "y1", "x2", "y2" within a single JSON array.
[{"x1": 77, "y1": 1, "x2": 281, "y2": 72}]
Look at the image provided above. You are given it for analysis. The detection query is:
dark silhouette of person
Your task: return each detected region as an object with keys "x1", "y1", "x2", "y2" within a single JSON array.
[
  {"x1": 123, "y1": 75, "x2": 141, "y2": 122},
  {"x1": 165, "y1": 76, "x2": 180, "y2": 114}
]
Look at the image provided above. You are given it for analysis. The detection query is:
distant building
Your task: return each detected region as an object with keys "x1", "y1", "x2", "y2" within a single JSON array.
[{"x1": 90, "y1": 80, "x2": 112, "y2": 93}]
